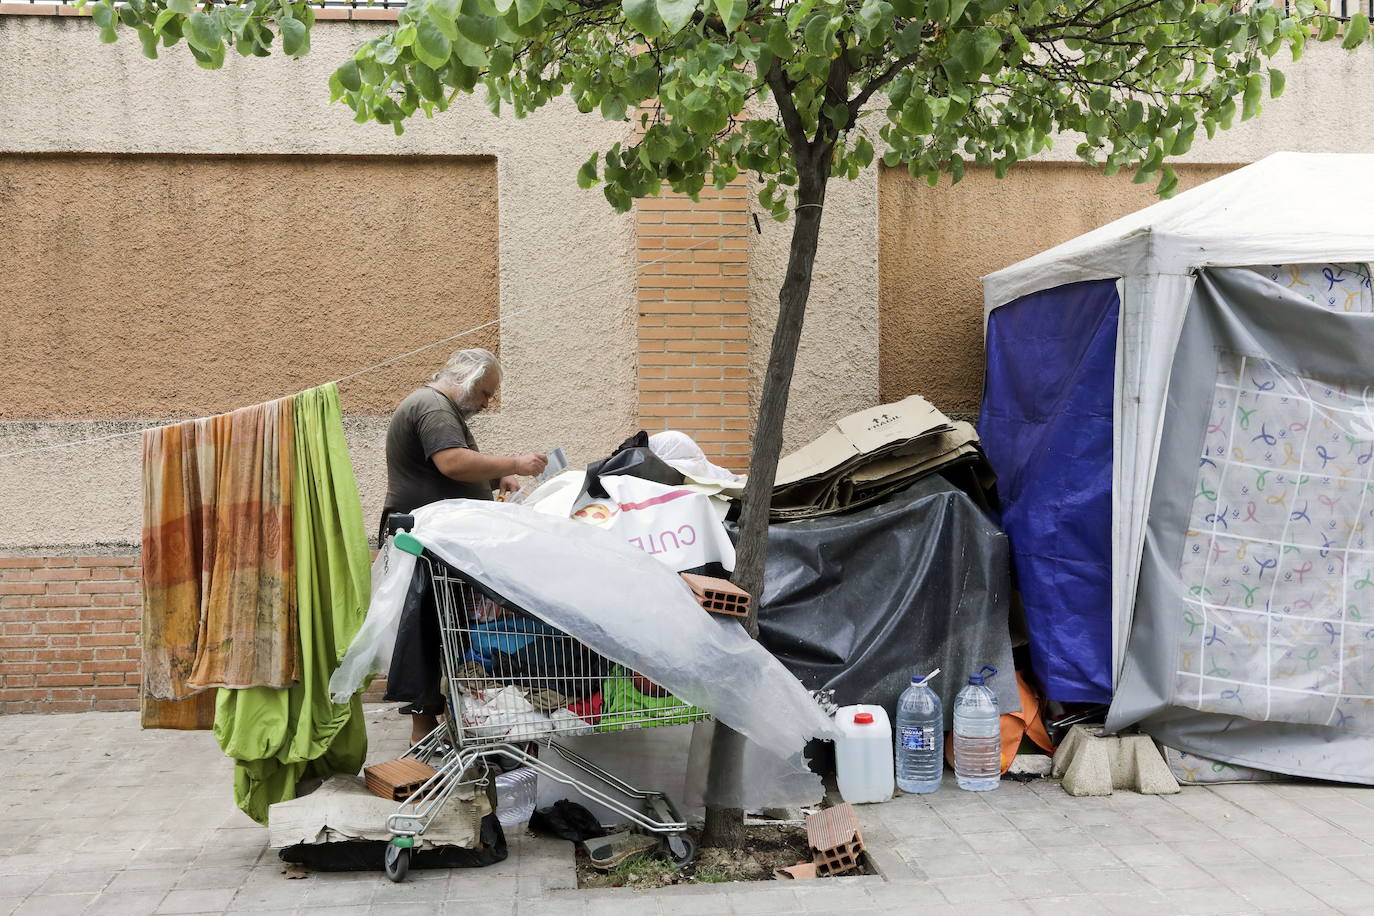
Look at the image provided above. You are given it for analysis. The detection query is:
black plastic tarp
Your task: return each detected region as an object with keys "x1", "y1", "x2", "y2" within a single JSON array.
[{"x1": 756, "y1": 476, "x2": 1019, "y2": 732}]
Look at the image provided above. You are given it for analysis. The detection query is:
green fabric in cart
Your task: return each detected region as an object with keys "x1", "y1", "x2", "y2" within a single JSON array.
[
  {"x1": 596, "y1": 665, "x2": 710, "y2": 732},
  {"x1": 213, "y1": 383, "x2": 373, "y2": 825}
]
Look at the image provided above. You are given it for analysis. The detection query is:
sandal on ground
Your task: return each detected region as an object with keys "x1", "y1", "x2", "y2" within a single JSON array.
[{"x1": 585, "y1": 830, "x2": 660, "y2": 870}]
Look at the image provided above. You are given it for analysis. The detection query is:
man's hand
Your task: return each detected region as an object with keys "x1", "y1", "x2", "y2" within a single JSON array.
[
  {"x1": 512, "y1": 453, "x2": 548, "y2": 476},
  {"x1": 499, "y1": 475, "x2": 520, "y2": 495}
]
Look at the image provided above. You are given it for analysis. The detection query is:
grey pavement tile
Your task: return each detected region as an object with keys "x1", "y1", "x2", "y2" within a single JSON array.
[
  {"x1": 985, "y1": 849, "x2": 1059, "y2": 877},
  {"x1": 972, "y1": 830, "x2": 1042, "y2": 856},
  {"x1": 1172, "y1": 840, "x2": 1262, "y2": 867},
  {"x1": 445, "y1": 873, "x2": 521, "y2": 900},
  {"x1": 930, "y1": 874, "x2": 1015, "y2": 904},
  {"x1": 228, "y1": 878, "x2": 313, "y2": 911},
  {"x1": 1092, "y1": 891, "x2": 1174, "y2": 916},
  {"x1": 1235, "y1": 882, "x2": 1337, "y2": 914},
  {"x1": 1133, "y1": 863, "x2": 1215, "y2": 891},
  {"x1": 515, "y1": 898, "x2": 590, "y2": 916},
  {"x1": 155, "y1": 886, "x2": 239, "y2": 914},
  {"x1": 0, "y1": 874, "x2": 47, "y2": 898},
  {"x1": 793, "y1": 884, "x2": 876, "y2": 912},
  {"x1": 721, "y1": 889, "x2": 806, "y2": 915},
  {"x1": 1211, "y1": 864, "x2": 1303, "y2": 895},
  {"x1": 301, "y1": 880, "x2": 379, "y2": 908},
  {"x1": 1026, "y1": 896, "x2": 1105, "y2": 916},
  {"x1": 104, "y1": 866, "x2": 185, "y2": 894},
  {"x1": 35, "y1": 871, "x2": 115, "y2": 895},
  {"x1": 1020, "y1": 826, "x2": 1095, "y2": 849},
  {"x1": 1300, "y1": 834, "x2": 1374, "y2": 858},
  {"x1": 83, "y1": 891, "x2": 171, "y2": 916},
  {"x1": 175, "y1": 867, "x2": 254, "y2": 890},
  {"x1": 1336, "y1": 855, "x2": 1374, "y2": 882},
  {"x1": 0, "y1": 899, "x2": 18, "y2": 916},
  {"x1": 1060, "y1": 866, "x2": 1152, "y2": 896},
  {"x1": 862, "y1": 882, "x2": 943, "y2": 910},
  {"x1": 1041, "y1": 842, "x2": 1123, "y2": 870},
  {"x1": 1270, "y1": 854, "x2": 1363, "y2": 885},
  {"x1": 1096, "y1": 826, "x2": 1168, "y2": 847},
  {"x1": 657, "y1": 893, "x2": 738, "y2": 915},
  {"x1": 908, "y1": 853, "x2": 989, "y2": 880},
  {"x1": 443, "y1": 901, "x2": 519, "y2": 916},
  {"x1": 1306, "y1": 879, "x2": 1374, "y2": 910},
  {"x1": 1162, "y1": 885, "x2": 1257, "y2": 916},
  {"x1": 10, "y1": 894, "x2": 97, "y2": 916},
  {"x1": 1110, "y1": 842, "x2": 1189, "y2": 869}
]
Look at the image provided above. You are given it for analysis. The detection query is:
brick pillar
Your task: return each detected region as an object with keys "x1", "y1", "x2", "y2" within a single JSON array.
[{"x1": 635, "y1": 184, "x2": 752, "y2": 470}]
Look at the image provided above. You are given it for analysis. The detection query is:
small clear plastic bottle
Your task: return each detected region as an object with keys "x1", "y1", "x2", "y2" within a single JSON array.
[{"x1": 494, "y1": 767, "x2": 538, "y2": 826}]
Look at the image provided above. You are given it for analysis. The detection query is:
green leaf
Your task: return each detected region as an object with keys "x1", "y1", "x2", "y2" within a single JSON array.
[
  {"x1": 577, "y1": 152, "x2": 598, "y2": 189},
  {"x1": 623, "y1": 0, "x2": 664, "y2": 35},
  {"x1": 414, "y1": 17, "x2": 453, "y2": 68},
  {"x1": 601, "y1": 95, "x2": 628, "y2": 121},
  {"x1": 167, "y1": 0, "x2": 194, "y2": 15},
  {"x1": 514, "y1": 0, "x2": 542, "y2": 25},
  {"x1": 187, "y1": 38, "x2": 226, "y2": 69},
  {"x1": 90, "y1": 3, "x2": 113, "y2": 29},
  {"x1": 1242, "y1": 72, "x2": 1262, "y2": 121},
  {"x1": 657, "y1": 0, "x2": 696, "y2": 33},
  {"x1": 1343, "y1": 13, "x2": 1369, "y2": 50},
  {"x1": 118, "y1": 5, "x2": 139, "y2": 27},
  {"x1": 374, "y1": 40, "x2": 400, "y2": 65},
  {"x1": 429, "y1": 7, "x2": 459, "y2": 41},
  {"x1": 456, "y1": 14, "x2": 496, "y2": 45},
  {"x1": 139, "y1": 24, "x2": 160, "y2": 58},
  {"x1": 412, "y1": 61, "x2": 444, "y2": 101},
  {"x1": 224, "y1": 5, "x2": 253, "y2": 37},
  {"x1": 186, "y1": 11, "x2": 222, "y2": 52},
  {"x1": 153, "y1": 8, "x2": 177, "y2": 34},
  {"x1": 279, "y1": 16, "x2": 308, "y2": 57},
  {"x1": 714, "y1": 0, "x2": 742, "y2": 31},
  {"x1": 450, "y1": 31, "x2": 490, "y2": 67},
  {"x1": 335, "y1": 58, "x2": 362, "y2": 92},
  {"x1": 1268, "y1": 68, "x2": 1285, "y2": 99}
]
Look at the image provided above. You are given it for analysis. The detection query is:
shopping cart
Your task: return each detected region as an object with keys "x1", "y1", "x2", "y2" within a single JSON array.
[{"x1": 380, "y1": 533, "x2": 709, "y2": 882}]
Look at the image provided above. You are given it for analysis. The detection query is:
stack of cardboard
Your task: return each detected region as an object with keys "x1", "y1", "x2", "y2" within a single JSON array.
[{"x1": 771, "y1": 396, "x2": 990, "y2": 520}]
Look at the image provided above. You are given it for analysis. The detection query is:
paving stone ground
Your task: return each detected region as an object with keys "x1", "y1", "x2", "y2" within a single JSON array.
[{"x1": 3, "y1": 707, "x2": 1374, "y2": 915}]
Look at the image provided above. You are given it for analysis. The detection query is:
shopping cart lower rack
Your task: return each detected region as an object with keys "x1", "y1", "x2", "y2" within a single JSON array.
[{"x1": 380, "y1": 545, "x2": 711, "y2": 882}]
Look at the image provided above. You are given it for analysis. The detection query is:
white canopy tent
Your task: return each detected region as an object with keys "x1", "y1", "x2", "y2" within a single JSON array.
[{"x1": 982, "y1": 152, "x2": 1374, "y2": 687}]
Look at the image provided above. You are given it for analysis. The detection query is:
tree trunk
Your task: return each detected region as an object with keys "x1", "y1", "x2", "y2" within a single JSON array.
[{"x1": 700, "y1": 150, "x2": 831, "y2": 850}]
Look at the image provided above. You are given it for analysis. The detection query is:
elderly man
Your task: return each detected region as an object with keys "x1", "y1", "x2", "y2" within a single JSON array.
[
  {"x1": 381, "y1": 347, "x2": 547, "y2": 530},
  {"x1": 382, "y1": 347, "x2": 546, "y2": 743}
]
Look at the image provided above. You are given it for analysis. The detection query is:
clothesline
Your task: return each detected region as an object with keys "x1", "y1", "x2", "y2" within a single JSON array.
[{"x1": 0, "y1": 220, "x2": 758, "y2": 461}]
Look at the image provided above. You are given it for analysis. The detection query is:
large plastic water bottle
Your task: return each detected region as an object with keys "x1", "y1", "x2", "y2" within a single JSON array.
[
  {"x1": 953, "y1": 665, "x2": 1001, "y2": 792},
  {"x1": 895, "y1": 669, "x2": 943, "y2": 794},
  {"x1": 494, "y1": 767, "x2": 538, "y2": 826}
]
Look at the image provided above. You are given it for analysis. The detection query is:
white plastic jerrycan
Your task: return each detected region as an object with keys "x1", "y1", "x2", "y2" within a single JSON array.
[{"x1": 834, "y1": 704, "x2": 895, "y2": 804}]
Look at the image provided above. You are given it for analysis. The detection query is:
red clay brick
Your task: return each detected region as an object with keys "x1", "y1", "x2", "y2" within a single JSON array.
[
  {"x1": 36, "y1": 674, "x2": 91, "y2": 687},
  {"x1": 0, "y1": 558, "x2": 44, "y2": 569},
  {"x1": 0, "y1": 582, "x2": 45, "y2": 596},
  {"x1": 78, "y1": 580, "x2": 137, "y2": 595}
]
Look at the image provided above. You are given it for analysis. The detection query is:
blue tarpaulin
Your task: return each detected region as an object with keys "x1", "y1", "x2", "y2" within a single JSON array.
[{"x1": 978, "y1": 279, "x2": 1118, "y2": 704}]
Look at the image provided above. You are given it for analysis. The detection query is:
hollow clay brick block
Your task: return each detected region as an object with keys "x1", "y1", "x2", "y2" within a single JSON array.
[
  {"x1": 363, "y1": 758, "x2": 438, "y2": 801},
  {"x1": 679, "y1": 573, "x2": 751, "y2": 618},
  {"x1": 806, "y1": 802, "x2": 866, "y2": 877}
]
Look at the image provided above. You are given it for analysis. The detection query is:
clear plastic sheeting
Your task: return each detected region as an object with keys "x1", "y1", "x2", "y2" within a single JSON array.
[
  {"x1": 367, "y1": 499, "x2": 837, "y2": 757},
  {"x1": 328, "y1": 547, "x2": 416, "y2": 703}
]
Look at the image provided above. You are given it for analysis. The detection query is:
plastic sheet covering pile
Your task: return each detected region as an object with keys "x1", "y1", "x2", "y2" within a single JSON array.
[
  {"x1": 756, "y1": 477, "x2": 1019, "y2": 735},
  {"x1": 336, "y1": 500, "x2": 837, "y2": 759}
]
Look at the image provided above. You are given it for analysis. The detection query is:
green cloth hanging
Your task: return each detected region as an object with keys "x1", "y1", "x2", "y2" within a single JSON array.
[
  {"x1": 213, "y1": 383, "x2": 372, "y2": 824},
  {"x1": 597, "y1": 665, "x2": 710, "y2": 732}
]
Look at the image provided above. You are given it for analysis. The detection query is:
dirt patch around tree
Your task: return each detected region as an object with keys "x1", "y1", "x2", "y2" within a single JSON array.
[{"x1": 575, "y1": 823, "x2": 874, "y2": 889}]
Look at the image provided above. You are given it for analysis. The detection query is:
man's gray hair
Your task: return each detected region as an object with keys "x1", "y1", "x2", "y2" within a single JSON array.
[{"x1": 433, "y1": 348, "x2": 501, "y2": 400}]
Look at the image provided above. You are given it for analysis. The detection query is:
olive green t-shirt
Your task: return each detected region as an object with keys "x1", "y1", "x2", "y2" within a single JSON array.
[{"x1": 382, "y1": 386, "x2": 493, "y2": 523}]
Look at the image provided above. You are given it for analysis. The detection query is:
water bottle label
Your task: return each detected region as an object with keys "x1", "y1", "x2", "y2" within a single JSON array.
[{"x1": 899, "y1": 725, "x2": 936, "y2": 751}]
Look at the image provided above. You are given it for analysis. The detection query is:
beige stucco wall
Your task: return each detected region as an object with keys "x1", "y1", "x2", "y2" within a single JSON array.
[
  {"x1": 0, "y1": 16, "x2": 638, "y2": 551},
  {"x1": 0, "y1": 152, "x2": 499, "y2": 419},
  {"x1": 875, "y1": 38, "x2": 1374, "y2": 415},
  {"x1": 877, "y1": 162, "x2": 1238, "y2": 414}
]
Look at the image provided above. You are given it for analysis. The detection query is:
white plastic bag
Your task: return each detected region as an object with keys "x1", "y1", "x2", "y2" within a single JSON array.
[
  {"x1": 648, "y1": 430, "x2": 746, "y2": 487},
  {"x1": 327, "y1": 544, "x2": 416, "y2": 703},
  {"x1": 571, "y1": 476, "x2": 736, "y2": 573}
]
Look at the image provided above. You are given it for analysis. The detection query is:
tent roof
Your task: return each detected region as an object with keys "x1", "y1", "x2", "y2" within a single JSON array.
[{"x1": 983, "y1": 152, "x2": 1374, "y2": 311}]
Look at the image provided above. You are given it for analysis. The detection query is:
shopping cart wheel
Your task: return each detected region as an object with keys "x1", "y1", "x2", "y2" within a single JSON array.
[
  {"x1": 664, "y1": 833, "x2": 696, "y2": 869},
  {"x1": 384, "y1": 843, "x2": 411, "y2": 882}
]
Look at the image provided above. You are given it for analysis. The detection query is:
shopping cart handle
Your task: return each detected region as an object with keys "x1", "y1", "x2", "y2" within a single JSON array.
[{"x1": 394, "y1": 531, "x2": 424, "y2": 557}]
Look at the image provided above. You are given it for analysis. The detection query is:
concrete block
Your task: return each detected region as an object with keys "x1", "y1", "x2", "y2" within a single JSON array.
[{"x1": 1051, "y1": 726, "x2": 1180, "y2": 797}]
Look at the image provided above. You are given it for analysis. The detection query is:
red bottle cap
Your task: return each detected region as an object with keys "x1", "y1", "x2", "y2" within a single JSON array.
[{"x1": 853, "y1": 712, "x2": 874, "y2": 724}]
